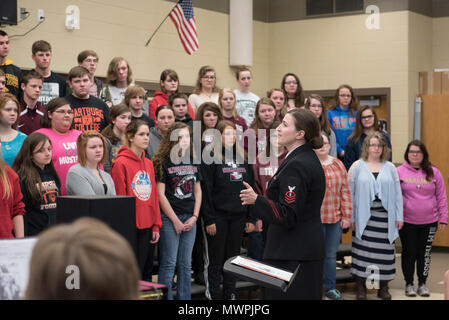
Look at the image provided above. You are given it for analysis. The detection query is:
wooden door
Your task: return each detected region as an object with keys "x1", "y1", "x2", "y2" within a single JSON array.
[{"x1": 422, "y1": 94, "x2": 449, "y2": 247}]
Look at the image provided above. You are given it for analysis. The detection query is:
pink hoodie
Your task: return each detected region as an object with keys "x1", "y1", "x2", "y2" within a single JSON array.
[{"x1": 397, "y1": 162, "x2": 448, "y2": 225}]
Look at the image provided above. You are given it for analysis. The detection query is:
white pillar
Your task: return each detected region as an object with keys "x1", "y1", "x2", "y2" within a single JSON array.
[{"x1": 229, "y1": 0, "x2": 253, "y2": 66}]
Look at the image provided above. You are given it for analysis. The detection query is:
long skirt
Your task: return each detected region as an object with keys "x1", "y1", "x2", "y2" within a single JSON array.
[{"x1": 351, "y1": 204, "x2": 396, "y2": 282}]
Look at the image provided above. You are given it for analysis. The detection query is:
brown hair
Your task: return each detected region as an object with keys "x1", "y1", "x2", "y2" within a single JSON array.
[
  {"x1": 123, "y1": 120, "x2": 149, "y2": 148},
  {"x1": 235, "y1": 66, "x2": 252, "y2": 80},
  {"x1": 216, "y1": 120, "x2": 247, "y2": 162},
  {"x1": 288, "y1": 109, "x2": 323, "y2": 149},
  {"x1": 12, "y1": 133, "x2": 61, "y2": 203},
  {"x1": 0, "y1": 93, "x2": 20, "y2": 129},
  {"x1": 304, "y1": 94, "x2": 331, "y2": 136},
  {"x1": 168, "y1": 92, "x2": 189, "y2": 107},
  {"x1": 195, "y1": 102, "x2": 223, "y2": 138},
  {"x1": 159, "y1": 69, "x2": 179, "y2": 94},
  {"x1": 250, "y1": 97, "x2": 276, "y2": 132},
  {"x1": 76, "y1": 131, "x2": 107, "y2": 166},
  {"x1": 101, "y1": 104, "x2": 131, "y2": 145},
  {"x1": 152, "y1": 122, "x2": 192, "y2": 177},
  {"x1": 329, "y1": 84, "x2": 359, "y2": 115},
  {"x1": 268, "y1": 88, "x2": 287, "y2": 119},
  {"x1": 67, "y1": 66, "x2": 90, "y2": 82},
  {"x1": 361, "y1": 132, "x2": 391, "y2": 162},
  {"x1": 193, "y1": 65, "x2": 218, "y2": 94},
  {"x1": 404, "y1": 140, "x2": 434, "y2": 182},
  {"x1": 77, "y1": 50, "x2": 99, "y2": 64},
  {"x1": 25, "y1": 217, "x2": 140, "y2": 300},
  {"x1": 281, "y1": 73, "x2": 305, "y2": 108},
  {"x1": 124, "y1": 85, "x2": 146, "y2": 106},
  {"x1": 32, "y1": 40, "x2": 51, "y2": 55},
  {"x1": 106, "y1": 57, "x2": 133, "y2": 86},
  {"x1": 40, "y1": 97, "x2": 72, "y2": 129},
  {"x1": 348, "y1": 105, "x2": 380, "y2": 143},
  {"x1": 21, "y1": 70, "x2": 44, "y2": 86}
]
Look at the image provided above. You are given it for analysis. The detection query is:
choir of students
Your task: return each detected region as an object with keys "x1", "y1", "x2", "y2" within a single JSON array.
[{"x1": 1, "y1": 29, "x2": 448, "y2": 301}]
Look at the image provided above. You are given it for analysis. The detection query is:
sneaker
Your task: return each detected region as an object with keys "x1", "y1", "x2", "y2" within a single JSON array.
[
  {"x1": 325, "y1": 289, "x2": 343, "y2": 300},
  {"x1": 417, "y1": 284, "x2": 430, "y2": 297},
  {"x1": 405, "y1": 284, "x2": 417, "y2": 297}
]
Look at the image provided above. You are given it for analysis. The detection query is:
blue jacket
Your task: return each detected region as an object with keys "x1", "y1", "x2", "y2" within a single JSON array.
[
  {"x1": 348, "y1": 160, "x2": 403, "y2": 244},
  {"x1": 327, "y1": 106, "x2": 357, "y2": 156}
]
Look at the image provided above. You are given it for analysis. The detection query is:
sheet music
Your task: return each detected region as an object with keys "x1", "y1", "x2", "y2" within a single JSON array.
[
  {"x1": 0, "y1": 238, "x2": 37, "y2": 300},
  {"x1": 231, "y1": 256, "x2": 293, "y2": 282}
]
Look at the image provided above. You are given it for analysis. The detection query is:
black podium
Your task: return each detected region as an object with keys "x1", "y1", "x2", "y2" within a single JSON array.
[
  {"x1": 56, "y1": 195, "x2": 136, "y2": 253},
  {"x1": 223, "y1": 255, "x2": 300, "y2": 293}
]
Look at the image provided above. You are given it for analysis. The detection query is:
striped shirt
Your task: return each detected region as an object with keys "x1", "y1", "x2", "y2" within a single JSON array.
[{"x1": 320, "y1": 157, "x2": 352, "y2": 224}]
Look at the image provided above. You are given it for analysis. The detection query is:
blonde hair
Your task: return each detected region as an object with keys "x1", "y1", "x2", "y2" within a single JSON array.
[
  {"x1": 218, "y1": 88, "x2": 239, "y2": 119},
  {"x1": 361, "y1": 132, "x2": 391, "y2": 162},
  {"x1": 76, "y1": 131, "x2": 107, "y2": 166},
  {"x1": 25, "y1": 217, "x2": 140, "y2": 300}
]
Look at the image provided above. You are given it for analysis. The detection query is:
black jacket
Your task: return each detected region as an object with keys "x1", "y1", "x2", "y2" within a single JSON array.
[
  {"x1": 200, "y1": 148, "x2": 255, "y2": 226},
  {"x1": 252, "y1": 143, "x2": 325, "y2": 261}
]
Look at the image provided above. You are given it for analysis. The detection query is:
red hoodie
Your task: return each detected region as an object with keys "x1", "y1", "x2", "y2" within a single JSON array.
[
  {"x1": 149, "y1": 91, "x2": 195, "y2": 122},
  {"x1": 111, "y1": 146, "x2": 162, "y2": 231}
]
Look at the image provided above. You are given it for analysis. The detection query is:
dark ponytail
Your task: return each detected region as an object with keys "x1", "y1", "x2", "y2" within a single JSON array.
[{"x1": 288, "y1": 109, "x2": 323, "y2": 149}]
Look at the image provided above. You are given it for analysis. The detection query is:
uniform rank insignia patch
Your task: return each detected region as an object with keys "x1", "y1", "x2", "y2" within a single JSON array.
[{"x1": 284, "y1": 186, "x2": 296, "y2": 203}]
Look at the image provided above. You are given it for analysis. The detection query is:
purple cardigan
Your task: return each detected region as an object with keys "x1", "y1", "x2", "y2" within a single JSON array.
[{"x1": 397, "y1": 162, "x2": 448, "y2": 225}]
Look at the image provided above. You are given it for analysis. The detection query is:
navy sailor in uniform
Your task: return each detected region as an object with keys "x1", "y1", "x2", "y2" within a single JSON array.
[{"x1": 241, "y1": 109, "x2": 326, "y2": 300}]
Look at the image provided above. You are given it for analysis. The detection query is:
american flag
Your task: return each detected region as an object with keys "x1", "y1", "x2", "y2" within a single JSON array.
[{"x1": 169, "y1": 0, "x2": 199, "y2": 55}]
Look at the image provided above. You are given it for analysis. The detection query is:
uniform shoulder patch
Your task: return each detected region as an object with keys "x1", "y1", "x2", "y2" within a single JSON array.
[{"x1": 284, "y1": 185, "x2": 296, "y2": 204}]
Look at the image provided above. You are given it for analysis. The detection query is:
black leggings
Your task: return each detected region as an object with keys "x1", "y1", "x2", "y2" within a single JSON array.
[{"x1": 399, "y1": 222, "x2": 437, "y2": 285}]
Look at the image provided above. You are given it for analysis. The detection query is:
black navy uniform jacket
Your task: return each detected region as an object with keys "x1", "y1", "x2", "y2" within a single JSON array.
[{"x1": 251, "y1": 143, "x2": 326, "y2": 261}]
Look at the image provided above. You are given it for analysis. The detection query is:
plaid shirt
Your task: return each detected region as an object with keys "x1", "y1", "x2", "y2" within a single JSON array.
[{"x1": 320, "y1": 157, "x2": 352, "y2": 224}]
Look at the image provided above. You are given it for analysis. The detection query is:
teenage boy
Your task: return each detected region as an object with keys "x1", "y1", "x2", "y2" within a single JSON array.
[
  {"x1": 234, "y1": 66, "x2": 259, "y2": 126},
  {"x1": 124, "y1": 85, "x2": 154, "y2": 128},
  {"x1": 31, "y1": 40, "x2": 66, "y2": 105},
  {"x1": 18, "y1": 71, "x2": 45, "y2": 135},
  {"x1": 169, "y1": 92, "x2": 193, "y2": 128},
  {"x1": 65, "y1": 66, "x2": 109, "y2": 132},
  {"x1": 77, "y1": 50, "x2": 102, "y2": 97},
  {"x1": 0, "y1": 30, "x2": 22, "y2": 98}
]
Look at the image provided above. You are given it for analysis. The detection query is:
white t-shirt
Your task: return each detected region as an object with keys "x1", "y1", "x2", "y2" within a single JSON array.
[
  {"x1": 188, "y1": 92, "x2": 219, "y2": 112},
  {"x1": 234, "y1": 90, "x2": 259, "y2": 126}
]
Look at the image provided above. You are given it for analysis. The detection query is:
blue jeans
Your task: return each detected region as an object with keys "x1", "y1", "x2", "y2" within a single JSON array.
[
  {"x1": 158, "y1": 214, "x2": 196, "y2": 300},
  {"x1": 322, "y1": 221, "x2": 342, "y2": 291}
]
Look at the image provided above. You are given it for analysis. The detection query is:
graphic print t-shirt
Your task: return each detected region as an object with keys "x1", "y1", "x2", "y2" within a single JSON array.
[
  {"x1": 38, "y1": 72, "x2": 67, "y2": 105},
  {"x1": 234, "y1": 90, "x2": 260, "y2": 126},
  {"x1": 35, "y1": 128, "x2": 82, "y2": 195},
  {"x1": 157, "y1": 160, "x2": 202, "y2": 216},
  {"x1": 65, "y1": 95, "x2": 110, "y2": 132}
]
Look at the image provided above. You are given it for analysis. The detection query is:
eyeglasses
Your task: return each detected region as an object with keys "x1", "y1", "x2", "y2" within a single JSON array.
[
  {"x1": 361, "y1": 115, "x2": 374, "y2": 120},
  {"x1": 285, "y1": 81, "x2": 298, "y2": 85},
  {"x1": 339, "y1": 94, "x2": 352, "y2": 98},
  {"x1": 54, "y1": 110, "x2": 74, "y2": 115},
  {"x1": 369, "y1": 144, "x2": 383, "y2": 148},
  {"x1": 408, "y1": 150, "x2": 423, "y2": 155},
  {"x1": 202, "y1": 76, "x2": 216, "y2": 80},
  {"x1": 84, "y1": 58, "x2": 98, "y2": 63}
]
